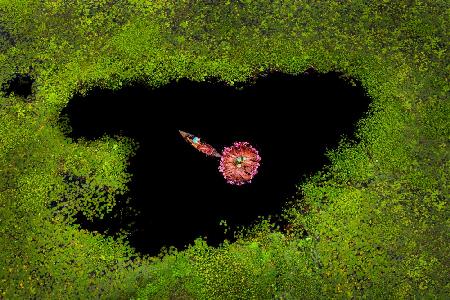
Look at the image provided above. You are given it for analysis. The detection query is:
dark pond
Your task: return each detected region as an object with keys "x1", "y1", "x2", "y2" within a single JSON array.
[
  {"x1": 61, "y1": 69, "x2": 370, "y2": 255},
  {"x1": 2, "y1": 73, "x2": 33, "y2": 98}
]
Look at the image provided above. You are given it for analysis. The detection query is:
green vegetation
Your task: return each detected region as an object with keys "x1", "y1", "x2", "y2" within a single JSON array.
[{"x1": 0, "y1": 0, "x2": 448, "y2": 298}]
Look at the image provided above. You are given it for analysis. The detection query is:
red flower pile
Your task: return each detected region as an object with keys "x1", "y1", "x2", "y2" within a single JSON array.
[{"x1": 219, "y1": 142, "x2": 261, "y2": 185}]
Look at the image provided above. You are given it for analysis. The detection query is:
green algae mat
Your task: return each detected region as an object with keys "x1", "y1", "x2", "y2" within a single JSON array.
[{"x1": 0, "y1": 1, "x2": 448, "y2": 299}]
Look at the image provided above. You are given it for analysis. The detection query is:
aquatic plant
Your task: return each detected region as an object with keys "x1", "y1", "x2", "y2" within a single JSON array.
[
  {"x1": 219, "y1": 142, "x2": 261, "y2": 185},
  {"x1": 0, "y1": 0, "x2": 447, "y2": 298}
]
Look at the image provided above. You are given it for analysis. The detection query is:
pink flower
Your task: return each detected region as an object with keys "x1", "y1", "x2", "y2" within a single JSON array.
[{"x1": 219, "y1": 142, "x2": 261, "y2": 185}]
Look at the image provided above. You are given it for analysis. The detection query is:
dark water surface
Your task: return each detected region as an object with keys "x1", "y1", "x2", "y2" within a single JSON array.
[
  {"x1": 61, "y1": 70, "x2": 370, "y2": 255},
  {"x1": 2, "y1": 73, "x2": 33, "y2": 98}
]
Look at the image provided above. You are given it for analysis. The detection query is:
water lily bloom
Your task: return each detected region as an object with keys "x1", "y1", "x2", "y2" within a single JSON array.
[{"x1": 219, "y1": 142, "x2": 261, "y2": 185}]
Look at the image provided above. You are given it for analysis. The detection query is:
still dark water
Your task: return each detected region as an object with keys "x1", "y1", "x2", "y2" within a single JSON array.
[
  {"x1": 2, "y1": 73, "x2": 33, "y2": 98},
  {"x1": 61, "y1": 70, "x2": 370, "y2": 255}
]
